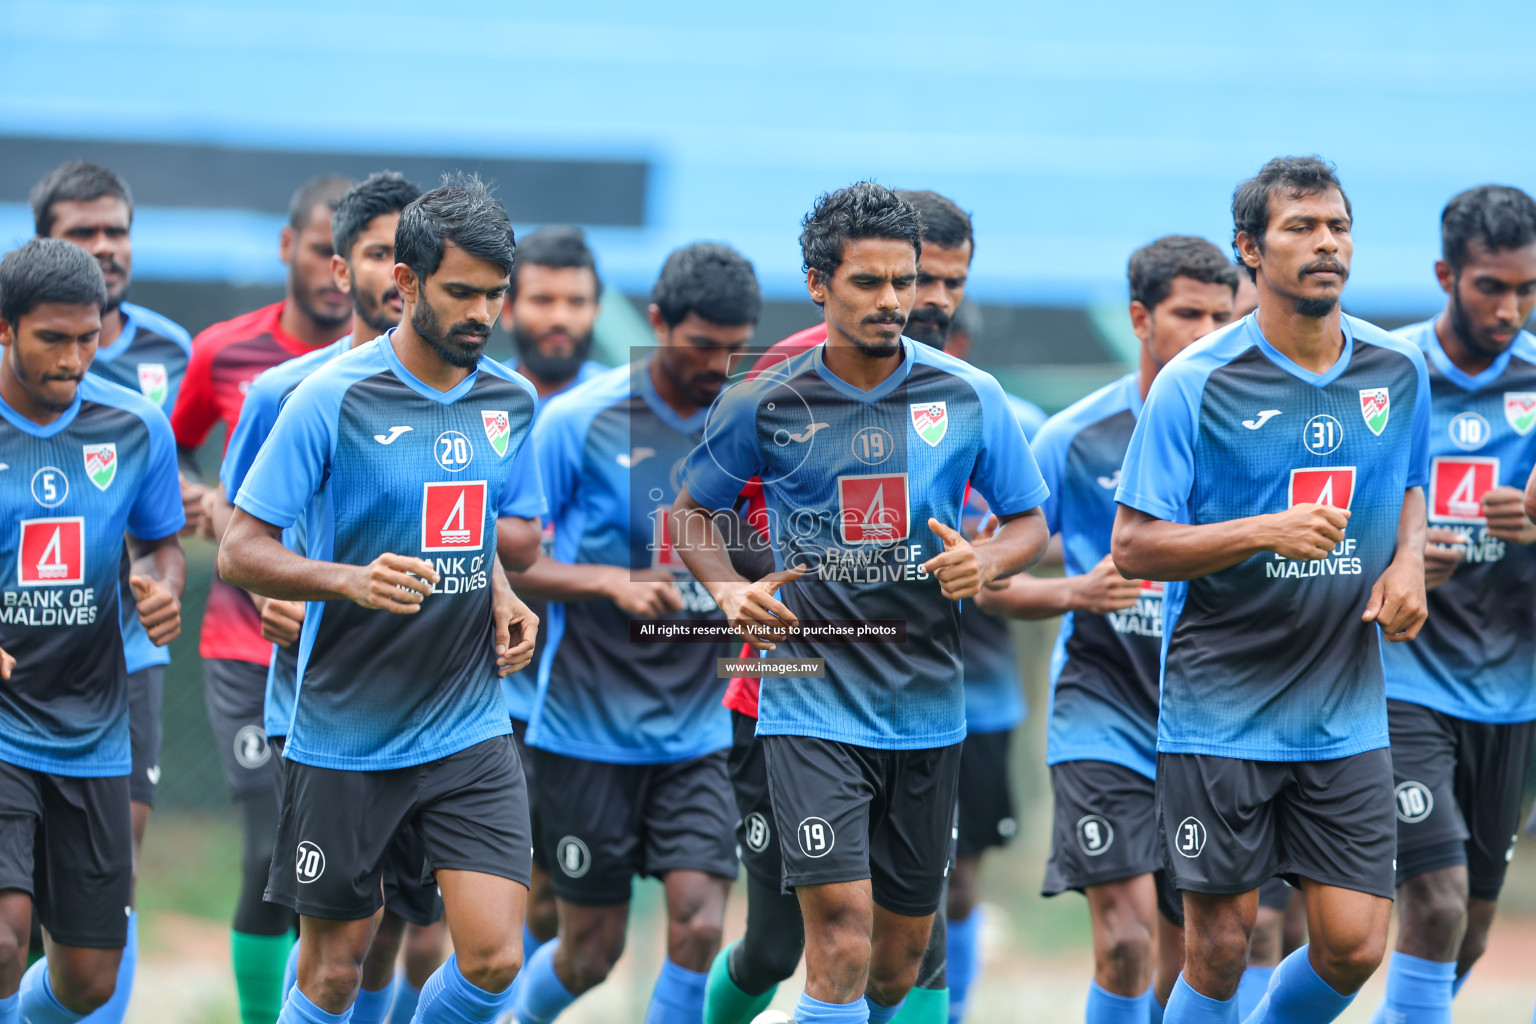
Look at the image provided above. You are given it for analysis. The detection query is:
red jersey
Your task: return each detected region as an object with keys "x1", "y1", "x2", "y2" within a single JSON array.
[
  {"x1": 171, "y1": 301, "x2": 337, "y2": 664},
  {"x1": 722, "y1": 324, "x2": 829, "y2": 718}
]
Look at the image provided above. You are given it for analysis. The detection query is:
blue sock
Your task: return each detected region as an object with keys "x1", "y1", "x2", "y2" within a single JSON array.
[
  {"x1": 1085, "y1": 981, "x2": 1150, "y2": 1023},
  {"x1": 284, "y1": 939, "x2": 302, "y2": 1004},
  {"x1": 389, "y1": 973, "x2": 422, "y2": 1024},
  {"x1": 1242, "y1": 946, "x2": 1355, "y2": 1024},
  {"x1": 1365, "y1": 951, "x2": 1453, "y2": 1024},
  {"x1": 1235, "y1": 966, "x2": 1275, "y2": 1018},
  {"x1": 1164, "y1": 974, "x2": 1238, "y2": 1024},
  {"x1": 351, "y1": 979, "x2": 397, "y2": 1024},
  {"x1": 19, "y1": 959, "x2": 86, "y2": 1024},
  {"x1": 78, "y1": 912, "x2": 137, "y2": 1024},
  {"x1": 1451, "y1": 969, "x2": 1469, "y2": 998},
  {"x1": 946, "y1": 910, "x2": 982, "y2": 1024},
  {"x1": 794, "y1": 991, "x2": 868, "y2": 1023},
  {"x1": 0, "y1": 992, "x2": 16, "y2": 1024},
  {"x1": 514, "y1": 940, "x2": 575, "y2": 1024},
  {"x1": 866, "y1": 994, "x2": 904, "y2": 1023},
  {"x1": 415, "y1": 954, "x2": 507, "y2": 1024},
  {"x1": 278, "y1": 986, "x2": 353, "y2": 1024},
  {"x1": 644, "y1": 958, "x2": 707, "y2": 1024}
]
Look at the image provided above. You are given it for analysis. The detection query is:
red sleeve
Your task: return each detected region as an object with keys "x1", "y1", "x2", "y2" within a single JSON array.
[{"x1": 170, "y1": 330, "x2": 220, "y2": 449}]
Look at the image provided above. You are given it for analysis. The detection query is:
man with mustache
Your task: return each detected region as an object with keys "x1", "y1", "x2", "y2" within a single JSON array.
[
  {"x1": 495, "y1": 226, "x2": 608, "y2": 994},
  {"x1": 219, "y1": 174, "x2": 544, "y2": 1024},
  {"x1": 0, "y1": 239, "x2": 184, "y2": 1024},
  {"x1": 169, "y1": 174, "x2": 354, "y2": 1024},
  {"x1": 30, "y1": 160, "x2": 194, "y2": 1023},
  {"x1": 675, "y1": 182, "x2": 1049, "y2": 1024},
  {"x1": 216, "y1": 172, "x2": 460, "y2": 1024},
  {"x1": 1367, "y1": 185, "x2": 1536, "y2": 1024},
  {"x1": 506, "y1": 243, "x2": 760, "y2": 1024},
  {"x1": 1112, "y1": 156, "x2": 1431, "y2": 1024}
]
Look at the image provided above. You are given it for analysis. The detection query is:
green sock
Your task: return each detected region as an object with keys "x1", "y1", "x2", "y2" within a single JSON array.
[
  {"x1": 890, "y1": 986, "x2": 949, "y2": 1023},
  {"x1": 703, "y1": 942, "x2": 776, "y2": 1024},
  {"x1": 231, "y1": 930, "x2": 294, "y2": 1024}
]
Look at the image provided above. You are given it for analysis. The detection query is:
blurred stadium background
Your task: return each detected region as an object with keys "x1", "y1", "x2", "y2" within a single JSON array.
[{"x1": 6, "y1": 0, "x2": 1536, "y2": 1019}]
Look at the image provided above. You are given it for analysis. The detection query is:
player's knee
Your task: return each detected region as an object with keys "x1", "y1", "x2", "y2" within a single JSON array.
[
  {"x1": 1098, "y1": 918, "x2": 1155, "y2": 988},
  {"x1": 865, "y1": 955, "x2": 921, "y2": 1008},
  {"x1": 669, "y1": 912, "x2": 723, "y2": 964},
  {"x1": 306, "y1": 957, "x2": 365, "y2": 1007},
  {"x1": 558, "y1": 931, "x2": 624, "y2": 993},
  {"x1": 63, "y1": 969, "x2": 118, "y2": 1014},
  {"x1": 1314, "y1": 934, "x2": 1386, "y2": 993},
  {"x1": 1407, "y1": 883, "x2": 1469, "y2": 954},
  {"x1": 458, "y1": 944, "x2": 523, "y2": 995},
  {"x1": 739, "y1": 927, "x2": 803, "y2": 984},
  {"x1": 0, "y1": 924, "x2": 24, "y2": 974}
]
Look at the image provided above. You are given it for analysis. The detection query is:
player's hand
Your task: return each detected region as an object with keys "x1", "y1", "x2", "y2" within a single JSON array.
[
  {"x1": 1482, "y1": 486, "x2": 1536, "y2": 545},
  {"x1": 196, "y1": 487, "x2": 221, "y2": 541},
  {"x1": 970, "y1": 515, "x2": 1012, "y2": 591},
  {"x1": 492, "y1": 573, "x2": 539, "y2": 677},
  {"x1": 1362, "y1": 554, "x2": 1428, "y2": 642},
  {"x1": 603, "y1": 567, "x2": 685, "y2": 618},
  {"x1": 258, "y1": 597, "x2": 306, "y2": 647},
  {"x1": 348, "y1": 553, "x2": 438, "y2": 614},
  {"x1": 1071, "y1": 555, "x2": 1144, "y2": 614},
  {"x1": 130, "y1": 574, "x2": 181, "y2": 647},
  {"x1": 1263, "y1": 503, "x2": 1351, "y2": 560},
  {"x1": 713, "y1": 564, "x2": 806, "y2": 651},
  {"x1": 0, "y1": 646, "x2": 14, "y2": 680},
  {"x1": 1423, "y1": 527, "x2": 1467, "y2": 590},
  {"x1": 922, "y1": 518, "x2": 992, "y2": 600},
  {"x1": 179, "y1": 475, "x2": 209, "y2": 537}
]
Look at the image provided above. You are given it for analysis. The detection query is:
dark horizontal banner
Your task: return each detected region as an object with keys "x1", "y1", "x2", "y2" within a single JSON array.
[
  {"x1": 0, "y1": 135, "x2": 648, "y2": 227},
  {"x1": 631, "y1": 619, "x2": 907, "y2": 643}
]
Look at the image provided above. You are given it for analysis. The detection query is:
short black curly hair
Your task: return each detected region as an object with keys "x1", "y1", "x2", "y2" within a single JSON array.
[
  {"x1": 799, "y1": 182, "x2": 922, "y2": 285},
  {"x1": 1231, "y1": 156, "x2": 1351, "y2": 280},
  {"x1": 1128, "y1": 235, "x2": 1239, "y2": 310},
  {"x1": 0, "y1": 238, "x2": 108, "y2": 326},
  {"x1": 1441, "y1": 185, "x2": 1536, "y2": 272},
  {"x1": 652, "y1": 242, "x2": 760, "y2": 328}
]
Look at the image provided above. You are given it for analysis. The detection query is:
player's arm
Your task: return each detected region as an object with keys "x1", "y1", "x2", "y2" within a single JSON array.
[
  {"x1": 1111, "y1": 501, "x2": 1352, "y2": 581},
  {"x1": 978, "y1": 549, "x2": 1143, "y2": 620},
  {"x1": 218, "y1": 509, "x2": 438, "y2": 612},
  {"x1": 491, "y1": 546, "x2": 538, "y2": 677},
  {"x1": 496, "y1": 516, "x2": 542, "y2": 573},
  {"x1": 126, "y1": 532, "x2": 186, "y2": 647},
  {"x1": 671, "y1": 489, "x2": 803, "y2": 650},
  {"x1": 508, "y1": 556, "x2": 683, "y2": 618},
  {"x1": 1362, "y1": 487, "x2": 1429, "y2": 642}
]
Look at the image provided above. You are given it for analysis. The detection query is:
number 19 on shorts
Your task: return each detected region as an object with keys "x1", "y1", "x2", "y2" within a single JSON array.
[{"x1": 797, "y1": 816, "x2": 835, "y2": 858}]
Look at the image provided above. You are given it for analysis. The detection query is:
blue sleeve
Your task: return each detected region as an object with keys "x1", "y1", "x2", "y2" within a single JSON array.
[
  {"x1": 681, "y1": 382, "x2": 766, "y2": 511},
  {"x1": 234, "y1": 380, "x2": 337, "y2": 530},
  {"x1": 1115, "y1": 362, "x2": 1201, "y2": 522},
  {"x1": 1008, "y1": 394, "x2": 1049, "y2": 443},
  {"x1": 1406, "y1": 351, "x2": 1431, "y2": 490},
  {"x1": 530, "y1": 402, "x2": 586, "y2": 522},
  {"x1": 219, "y1": 376, "x2": 282, "y2": 496},
  {"x1": 1030, "y1": 418, "x2": 1069, "y2": 536},
  {"x1": 127, "y1": 407, "x2": 187, "y2": 541},
  {"x1": 971, "y1": 376, "x2": 1049, "y2": 516},
  {"x1": 497, "y1": 425, "x2": 548, "y2": 520}
]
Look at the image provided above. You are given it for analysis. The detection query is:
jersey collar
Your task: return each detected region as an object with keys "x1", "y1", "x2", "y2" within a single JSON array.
[
  {"x1": 811, "y1": 336, "x2": 915, "y2": 403},
  {"x1": 1250, "y1": 315, "x2": 1356, "y2": 388},
  {"x1": 377, "y1": 329, "x2": 481, "y2": 404},
  {"x1": 1423, "y1": 322, "x2": 1515, "y2": 392},
  {"x1": 0, "y1": 382, "x2": 83, "y2": 438}
]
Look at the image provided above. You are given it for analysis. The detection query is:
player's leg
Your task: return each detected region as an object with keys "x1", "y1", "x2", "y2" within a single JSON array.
[
  {"x1": 387, "y1": 921, "x2": 447, "y2": 1024},
  {"x1": 1152, "y1": 893, "x2": 1184, "y2": 1017},
  {"x1": 356, "y1": 821, "x2": 443, "y2": 1024},
  {"x1": 496, "y1": 718, "x2": 550, "y2": 1017},
  {"x1": 1369, "y1": 701, "x2": 1470, "y2": 1023},
  {"x1": 353, "y1": 910, "x2": 407, "y2": 1024},
  {"x1": 410, "y1": 735, "x2": 534, "y2": 1023},
  {"x1": 206, "y1": 658, "x2": 294, "y2": 1024},
  {"x1": 1237, "y1": 882, "x2": 1291, "y2": 1016},
  {"x1": 1280, "y1": 891, "x2": 1307, "y2": 957},
  {"x1": 706, "y1": 711, "x2": 804, "y2": 1024},
  {"x1": 1042, "y1": 761, "x2": 1165, "y2": 1021},
  {"x1": 514, "y1": 748, "x2": 641, "y2": 1023},
  {"x1": 646, "y1": 752, "x2": 737, "y2": 1023},
  {"x1": 944, "y1": 729, "x2": 1014, "y2": 1024},
  {"x1": 1244, "y1": 749, "x2": 1396, "y2": 1023},
  {"x1": 890, "y1": 881, "x2": 946, "y2": 1024}
]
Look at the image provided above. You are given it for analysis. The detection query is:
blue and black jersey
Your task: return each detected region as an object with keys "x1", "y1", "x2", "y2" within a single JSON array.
[
  {"x1": 958, "y1": 393, "x2": 1047, "y2": 734},
  {"x1": 1117, "y1": 313, "x2": 1431, "y2": 762},
  {"x1": 233, "y1": 334, "x2": 545, "y2": 771},
  {"x1": 87, "y1": 302, "x2": 192, "y2": 677},
  {"x1": 1382, "y1": 320, "x2": 1536, "y2": 724},
  {"x1": 221, "y1": 336, "x2": 353, "y2": 739},
  {"x1": 525, "y1": 361, "x2": 732, "y2": 764},
  {"x1": 682, "y1": 338, "x2": 1049, "y2": 751},
  {"x1": 1034, "y1": 373, "x2": 1162, "y2": 778},
  {"x1": 0, "y1": 376, "x2": 183, "y2": 776}
]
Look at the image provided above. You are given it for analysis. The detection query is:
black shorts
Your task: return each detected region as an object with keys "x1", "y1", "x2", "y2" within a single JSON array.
[
  {"x1": 204, "y1": 658, "x2": 276, "y2": 800},
  {"x1": 1157, "y1": 749, "x2": 1397, "y2": 900},
  {"x1": 762, "y1": 734, "x2": 961, "y2": 918},
  {"x1": 509, "y1": 718, "x2": 546, "y2": 871},
  {"x1": 0, "y1": 761, "x2": 131, "y2": 948},
  {"x1": 127, "y1": 666, "x2": 163, "y2": 807},
  {"x1": 1258, "y1": 877, "x2": 1294, "y2": 911},
  {"x1": 380, "y1": 822, "x2": 444, "y2": 927},
  {"x1": 532, "y1": 746, "x2": 738, "y2": 906},
  {"x1": 1042, "y1": 760, "x2": 1181, "y2": 925},
  {"x1": 1387, "y1": 700, "x2": 1536, "y2": 900},
  {"x1": 956, "y1": 728, "x2": 1017, "y2": 858},
  {"x1": 728, "y1": 712, "x2": 779, "y2": 886},
  {"x1": 266, "y1": 736, "x2": 531, "y2": 921}
]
